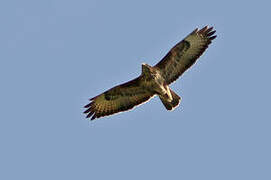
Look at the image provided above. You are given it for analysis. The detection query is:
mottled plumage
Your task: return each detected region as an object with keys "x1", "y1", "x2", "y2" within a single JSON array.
[{"x1": 84, "y1": 26, "x2": 216, "y2": 120}]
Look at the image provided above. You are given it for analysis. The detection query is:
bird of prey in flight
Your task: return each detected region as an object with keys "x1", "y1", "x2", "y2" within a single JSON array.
[{"x1": 84, "y1": 26, "x2": 216, "y2": 120}]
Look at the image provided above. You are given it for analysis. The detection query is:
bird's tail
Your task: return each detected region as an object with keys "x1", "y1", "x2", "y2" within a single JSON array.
[{"x1": 159, "y1": 89, "x2": 181, "y2": 111}]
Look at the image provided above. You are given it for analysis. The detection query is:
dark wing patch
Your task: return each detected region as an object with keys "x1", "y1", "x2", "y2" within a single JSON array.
[
  {"x1": 155, "y1": 26, "x2": 216, "y2": 84},
  {"x1": 84, "y1": 77, "x2": 154, "y2": 120}
]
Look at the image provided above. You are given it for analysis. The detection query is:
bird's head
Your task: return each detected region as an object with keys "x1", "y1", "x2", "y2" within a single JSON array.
[
  {"x1": 142, "y1": 63, "x2": 152, "y2": 75},
  {"x1": 141, "y1": 63, "x2": 158, "y2": 79}
]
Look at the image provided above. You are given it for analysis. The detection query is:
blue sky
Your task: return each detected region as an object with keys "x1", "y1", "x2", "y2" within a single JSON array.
[{"x1": 1, "y1": 0, "x2": 271, "y2": 179}]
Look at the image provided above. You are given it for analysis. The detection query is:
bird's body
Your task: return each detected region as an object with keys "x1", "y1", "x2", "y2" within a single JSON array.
[
  {"x1": 84, "y1": 26, "x2": 216, "y2": 120},
  {"x1": 141, "y1": 64, "x2": 170, "y2": 100}
]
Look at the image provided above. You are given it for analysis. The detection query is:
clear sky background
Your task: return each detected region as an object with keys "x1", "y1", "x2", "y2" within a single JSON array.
[{"x1": 1, "y1": 0, "x2": 271, "y2": 179}]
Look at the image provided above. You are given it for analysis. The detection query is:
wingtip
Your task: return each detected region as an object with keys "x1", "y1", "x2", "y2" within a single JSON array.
[
  {"x1": 84, "y1": 104, "x2": 90, "y2": 108},
  {"x1": 84, "y1": 101, "x2": 93, "y2": 108},
  {"x1": 209, "y1": 35, "x2": 217, "y2": 40},
  {"x1": 207, "y1": 30, "x2": 216, "y2": 36},
  {"x1": 198, "y1": 26, "x2": 209, "y2": 33},
  {"x1": 192, "y1": 28, "x2": 198, "y2": 34},
  {"x1": 205, "y1": 27, "x2": 213, "y2": 34},
  {"x1": 196, "y1": 26, "x2": 217, "y2": 41},
  {"x1": 89, "y1": 111, "x2": 95, "y2": 117},
  {"x1": 84, "y1": 108, "x2": 90, "y2": 114},
  {"x1": 91, "y1": 114, "x2": 96, "y2": 120}
]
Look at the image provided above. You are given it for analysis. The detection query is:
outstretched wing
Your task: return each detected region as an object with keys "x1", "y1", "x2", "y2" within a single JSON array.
[
  {"x1": 84, "y1": 77, "x2": 154, "y2": 120},
  {"x1": 155, "y1": 26, "x2": 216, "y2": 84}
]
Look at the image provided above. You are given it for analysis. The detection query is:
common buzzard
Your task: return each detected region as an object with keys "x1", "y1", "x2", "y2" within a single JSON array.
[{"x1": 84, "y1": 26, "x2": 216, "y2": 120}]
